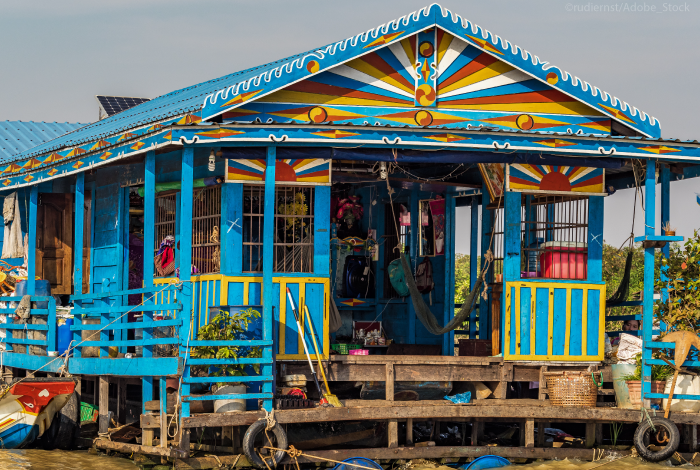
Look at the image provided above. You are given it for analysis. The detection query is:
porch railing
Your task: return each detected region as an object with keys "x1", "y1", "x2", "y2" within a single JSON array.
[{"x1": 0, "y1": 296, "x2": 57, "y2": 354}]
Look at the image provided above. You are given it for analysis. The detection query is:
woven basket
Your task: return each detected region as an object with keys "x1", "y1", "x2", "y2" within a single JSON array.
[{"x1": 544, "y1": 371, "x2": 598, "y2": 408}]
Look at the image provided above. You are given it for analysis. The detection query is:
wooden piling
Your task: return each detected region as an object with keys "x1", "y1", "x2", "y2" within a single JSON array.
[{"x1": 99, "y1": 376, "x2": 109, "y2": 434}]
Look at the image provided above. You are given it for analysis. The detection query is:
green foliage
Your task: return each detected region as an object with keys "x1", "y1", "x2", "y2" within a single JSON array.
[
  {"x1": 454, "y1": 254, "x2": 471, "y2": 304},
  {"x1": 190, "y1": 307, "x2": 262, "y2": 387},
  {"x1": 655, "y1": 230, "x2": 700, "y2": 335},
  {"x1": 620, "y1": 353, "x2": 674, "y2": 382}
]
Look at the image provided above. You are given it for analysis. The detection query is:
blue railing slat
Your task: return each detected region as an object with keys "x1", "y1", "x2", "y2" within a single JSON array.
[
  {"x1": 187, "y1": 358, "x2": 273, "y2": 365},
  {"x1": 183, "y1": 376, "x2": 274, "y2": 384},
  {"x1": 71, "y1": 284, "x2": 181, "y2": 301},
  {"x1": 0, "y1": 308, "x2": 50, "y2": 315},
  {"x1": 183, "y1": 393, "x2": 273, "y2": 402},
  {"x1": 70, "y1": 319, "x2": 182, "y2": 331},
  {"x1": 3, "y1": 338, "x2": 48, "y2": 346},
  {"x1": 0, "y1": 324, "x2": 49, "y2": 331},
  {"x1": 75, "y1": 304, "x2": 182, "y2": 316},
  {"x1": 645, "y1": 393, "x2": 700, "y2": 400},
  {"x1": 80, "y1": 338, "x2": 178, "y2": 347},
  {"x1": 188, "y1": 340, "x2": 273, "y2": 347}
]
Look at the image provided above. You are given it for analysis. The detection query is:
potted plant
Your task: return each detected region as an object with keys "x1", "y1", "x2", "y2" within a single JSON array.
[
  {"x1": 621, "y1": 353, "x2": 674, "y2": 407},
  {"x1": 190, "y1": 307, "x2": 262, "y2": 413}
]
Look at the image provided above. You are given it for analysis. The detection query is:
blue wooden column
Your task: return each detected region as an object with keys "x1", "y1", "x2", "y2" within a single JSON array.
[
  {"x1": 261, "y1": 147, "x2": 276, "y2": 412},
  {"x1": 442, "y1": 193, "x2": 456, "y2": 356},
  {"x1": 503, "y1": 190, "x2": 521, "y2": 354},
  {"x1": 221, "y1": 183, "x2": 243, "y2": 275},
  {"x1": 659, "y1": 165, "x2": 671, "y2": 332},
  {"x1": 479, "y1": 185, "x2": 492, "y2": 340},
  {"x1": 70, "y1": 173, "x2": 85, "y2": 356},
  {"x1": 588, "y1": 197, "x2": 604, "y2": 283},
  {"x1": 469, "y1": 196, "x2": 479, "y2": 339},
  {"x1": 27, "y1": 186, "x2": 38, "y2": 296},
  {"x1": 178, "y1": 147, "x2": 195, "y2": 419},
  {"x1": 142, "y1": 150, "x2": 156, "y2": 414},
  {"x1": 408, "y1": 189, "x2": 419, "y2": 344},
  {"x1": 642, "y1": 160, "x2": 656, "y2": 407}
]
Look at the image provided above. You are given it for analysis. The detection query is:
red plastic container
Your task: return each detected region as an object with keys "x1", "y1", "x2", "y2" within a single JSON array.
[{"x1": 539, "y1": 242, "x2": 587, "y2": 280}]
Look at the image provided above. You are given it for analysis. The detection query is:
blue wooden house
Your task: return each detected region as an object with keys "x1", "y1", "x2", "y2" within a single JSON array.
[{"x1": 0, "y1": 4, "x2": 698, "y2": 453}]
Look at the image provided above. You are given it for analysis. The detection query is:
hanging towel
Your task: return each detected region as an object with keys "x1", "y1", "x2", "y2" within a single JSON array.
[{"x1": 2, "y1": 192, "x2": 24, "y2": 259}]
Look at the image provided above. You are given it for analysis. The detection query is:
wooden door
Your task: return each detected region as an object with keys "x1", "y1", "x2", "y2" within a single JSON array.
[{"x1": 36, "y1": 193, "x2": 74, "y2": 295}]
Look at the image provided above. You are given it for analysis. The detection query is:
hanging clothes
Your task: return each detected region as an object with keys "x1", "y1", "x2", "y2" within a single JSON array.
[
  {"x1": 2, "y1": 192, "x2": 24, "y2": 259},
  {"x1": 429, "y1": 198, "x2": 446, "y2": 256}
]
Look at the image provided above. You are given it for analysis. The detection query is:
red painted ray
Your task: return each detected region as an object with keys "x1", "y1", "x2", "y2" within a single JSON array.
[
  {"x1": 229, "y1": 168, "x2": 263, "y2": 179},
  {"x1": 436, "y1": 29, "x2": 445, "y2": 48},
  {"x1": 406, "y1": 36, "x2": 417, "y2": 62},
  {"x1": 571, "y1": 174, "x2": 603, "y2": 188},
  {"x1": 360, "y1": 52, "x2": 414, "y2": 91},
  {"x1": 285, "y1": 80, "x2": 412, "y2": 105},
  {"x1": 438, "y1": 53, "x2": 500, "y2": 91},
  {"x1": 445, "y1": 89, "x2": 579, "y2": 106},
  {"x1": 297, "y1": 169, "x2": 330, "y2": 179}
]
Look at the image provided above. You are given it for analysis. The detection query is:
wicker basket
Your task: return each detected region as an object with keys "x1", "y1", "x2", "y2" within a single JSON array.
[{"x1": 544, "y1": 371, "x2": 598, "y2": 408}]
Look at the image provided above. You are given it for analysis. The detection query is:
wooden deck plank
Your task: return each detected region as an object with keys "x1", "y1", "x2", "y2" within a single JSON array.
[{"x1": 174, "y1": 404, "x2": 700, "y2": 428}]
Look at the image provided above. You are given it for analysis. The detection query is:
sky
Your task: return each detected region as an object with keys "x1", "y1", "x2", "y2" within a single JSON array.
[{"x1": 0, "y1": 0, "x2": 697, "y2": 250}]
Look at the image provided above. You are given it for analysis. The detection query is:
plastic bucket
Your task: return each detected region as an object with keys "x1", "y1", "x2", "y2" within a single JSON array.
[
  {"x1": 57, "y1": 317, "x2": 73, "y2": 356},
  {"x1": 611, "y1": 364, "x2": 637, "y2": 409},
  {"x1": 213, "y1": 384, "x2": 246, "y2": 413}
]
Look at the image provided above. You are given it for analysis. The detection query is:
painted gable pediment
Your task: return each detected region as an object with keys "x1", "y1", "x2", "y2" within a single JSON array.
[{"x1": 215, "y1": 28, "x2": 623, "y2": 136}]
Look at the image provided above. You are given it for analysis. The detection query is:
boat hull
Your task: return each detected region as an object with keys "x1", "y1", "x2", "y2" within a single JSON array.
[{"x1": 0, "y1": 378, "x2": 76, "y2": 449}]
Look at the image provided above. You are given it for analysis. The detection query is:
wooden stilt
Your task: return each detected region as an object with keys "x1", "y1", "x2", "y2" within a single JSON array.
[
  {"x1": 406, "y1": 418, "x2": 414, "y2": 446},
  {"x1": 386, "y1": 363, "x2": 397, "y2": 449},
  {"x1": 99, "y1": 376, "x2": 109, "y2": 435},
  {"x1": 585, "y1": 423, "x2": 596, "y2": 449},
  {"x1": 471, "y1": 420, "x2": 483, "y2": 446},
  {"x1": 538, "y1": 366, "x2": 549, "y2": 447},
  {"x1": 524, "y1": 419, "x2": 535, "y2": 448}
]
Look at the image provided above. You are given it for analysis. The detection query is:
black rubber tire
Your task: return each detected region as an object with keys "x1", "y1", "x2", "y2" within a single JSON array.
[
  {"x1": 243, "y1": 419, "x2": 288, "y2": 468},
  {"x1": 634, "y1": 416, "x2": 680, "y2": 462},
  {"x1": 47, "y1": 391, "x2": 80, "y2": 450}
]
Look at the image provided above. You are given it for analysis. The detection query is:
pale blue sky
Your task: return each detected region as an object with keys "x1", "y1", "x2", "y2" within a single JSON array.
[{"x1": 0, "y1": 0, "x2": 697, "y2": 249}]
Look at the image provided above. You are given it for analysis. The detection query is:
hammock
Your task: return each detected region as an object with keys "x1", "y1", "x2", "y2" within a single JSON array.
[
  {"x1": 400, "y1": 253, "x2": 483, "y2": 335},
  {"x1": 606, "y1": 249, "x2": 634, "y2": 307}
]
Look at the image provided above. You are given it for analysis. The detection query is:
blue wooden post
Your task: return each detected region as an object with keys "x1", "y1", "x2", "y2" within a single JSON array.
[
  {"x1": 261, "y1": 147, "x2": 276, "y2": 413},
  {"x1": 659, "y1": 165, "x2": 670, "y2": 332},
  {"x1": 142, "y1": 150, "x2": 156, "y2": 414},
  {"x1": 479, "y1": 184, "x2": 491, "y2": 340},
  {"x1": 27, "y1": 186, "x2": 38, "y2": 296},
  {"x1": 443, "y1": 193, "x2": 456, "y2": 356},
  {"x1": 408, "y1": 189, "x2": 419, "y2": 344},
  {"x1": 179, "y1": 147, "x2": 194, "y2": 419},
  {"x1": 587, "y1": 197, "x2": 604, "y2": 283},
  {"x1": 70, "y1": 173, "x2": 85, "y2": 356},
  {"x1": 469, "y1": 197, "x2": 479, "y2": 339},
  {"x1": 117, "y1": 186, "x2": 128, "y2": 352},
  {"x1": 503, "y1": 190, "x2": 521, "y2": 355},
  {"x1": 221, "y1": 183, "x2": 243, "y2": 275},
  {"x1": 642, "y1": 160, "x2": 656, "y2": 407}
]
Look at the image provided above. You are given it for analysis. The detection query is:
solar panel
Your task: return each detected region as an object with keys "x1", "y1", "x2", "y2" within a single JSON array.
[{"x1": 96, "y1": 95, "x2": 150, "y2": 118}]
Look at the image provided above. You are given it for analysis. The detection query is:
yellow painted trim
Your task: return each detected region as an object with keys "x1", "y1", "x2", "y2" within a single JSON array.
[
  {"x1": 564, "y1": 289, "x2": 571, "y2": 356},
  {"x1": 530, "y1": 290, "x2": 536, "y2": 356},
  {"x1": 581, "y1": 288, "x2": 588, "y2": 356},
  {"x1": 514, "y1": 287, "x2": 521, "y2": 356},
  {"x1": 598, "y1": 286, "x2": 606, "y2": 357},
  {"x1": 547, "y1": 288, "x2": 554, "y2": 357},
  {"x1": 504, "y1": 285, "x2": 511, "y2": 357},
  {"x1": 278, "y1": 279, "x2": 286, "y2": 356}
]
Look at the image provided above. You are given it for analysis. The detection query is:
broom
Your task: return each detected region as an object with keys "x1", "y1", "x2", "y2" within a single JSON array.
[{"x1": 304, "y1": 305, "x2": 343, "y2": 408}]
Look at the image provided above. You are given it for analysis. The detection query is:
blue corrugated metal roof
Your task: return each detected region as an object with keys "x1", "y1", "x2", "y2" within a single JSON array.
[{"x1": 0, "y1": 121, "x2": 87, "y2": 161}]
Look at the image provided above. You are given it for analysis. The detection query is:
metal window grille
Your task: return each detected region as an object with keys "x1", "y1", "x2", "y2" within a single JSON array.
[
  {"x1": 490, "y1": 206, "x2": 504, "y2": 277},
  {"x1": 154, "y1": 193, "x2": 177, "y2": 277},
  {"x1": 243, "y1": 185, "x2": 265, "y2": 273},
  {"x1": 383, "y1": 203, "x2": 408, "y2": 299},
  {"x1": 521, "y1": 195, "x2": 589, "y2": 280},
  {"x1": 192, "y1": 185, "x2": 221, "y2": 274},
  {"x1": 274, "y1": 185, "x2": 314, "y2": 273},
  {"x1": 154, "y1": 187, "x2": 222, "y2": 276}
]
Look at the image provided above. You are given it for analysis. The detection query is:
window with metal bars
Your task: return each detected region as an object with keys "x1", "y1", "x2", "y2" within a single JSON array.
[
  {"x1": 242, "y1": 185, "x2": 315, "y2": 273},
  {"x1": 192, "y1": 185, "x2": 221, "y2": 274},
  {"x1": 521, "y1": 195, "x2": 589, "y2": 280},
  {"x1": 154, "y1": 186, "x2": 222, "y2": 276}
]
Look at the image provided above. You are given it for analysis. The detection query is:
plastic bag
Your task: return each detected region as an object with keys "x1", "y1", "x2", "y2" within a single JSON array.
[
  {"x1": 616, "y1": 333, "x2": 643, "y2": 364},
  {"x1": 444, "y1": 391, "x2": 471, "y2": 404}
]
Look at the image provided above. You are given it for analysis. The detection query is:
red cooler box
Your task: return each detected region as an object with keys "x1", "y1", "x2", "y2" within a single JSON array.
[{"x1": 539, "y1": 242, "x2": 587, "y2": 279}]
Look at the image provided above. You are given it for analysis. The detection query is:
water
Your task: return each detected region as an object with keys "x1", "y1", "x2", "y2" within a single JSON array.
[
  {"x1": 0, "y1": 450, "x2": 136, "y2": 469},
  {"x1": 518, "y1": 457, "x2": 673, "y2": 469}
]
